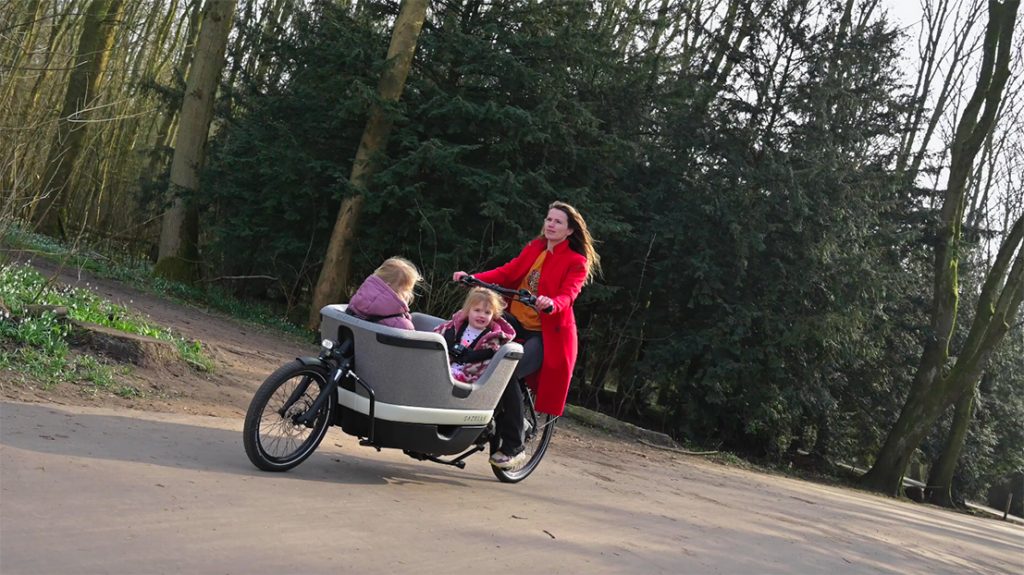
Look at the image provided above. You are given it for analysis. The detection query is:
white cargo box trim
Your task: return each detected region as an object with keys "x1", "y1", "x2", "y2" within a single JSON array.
[{"x1": 337, "y1": 387, "x2": 492, "y2": 425}]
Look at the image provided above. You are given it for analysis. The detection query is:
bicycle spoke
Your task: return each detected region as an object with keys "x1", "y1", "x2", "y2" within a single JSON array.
[{"x1": 257, "y1": 374, "x2": 321, "y2": 458}]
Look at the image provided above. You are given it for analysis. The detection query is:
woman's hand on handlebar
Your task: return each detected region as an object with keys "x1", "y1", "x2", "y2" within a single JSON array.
[
  {"x1": 452, "y1": 271, "x2": 469, "y2": 282},
  {"x1": 534, "y1": 295, "x2": 554, "y2": 313}
]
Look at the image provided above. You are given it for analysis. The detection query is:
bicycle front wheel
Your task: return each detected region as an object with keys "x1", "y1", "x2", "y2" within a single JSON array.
[{"x1": 243, "y1": 360, "x2": 335, "y2": 472}]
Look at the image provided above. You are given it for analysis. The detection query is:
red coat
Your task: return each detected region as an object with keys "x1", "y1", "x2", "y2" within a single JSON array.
[{"x1": 474, "y1": 238, "x2": 588, "y2": 416}]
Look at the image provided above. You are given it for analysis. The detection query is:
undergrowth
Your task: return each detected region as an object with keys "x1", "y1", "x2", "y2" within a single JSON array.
[
  {"x1": 0, "y1": 263, "x2": 214, "y2": 393},
  {"x1": 2, "y1": 224, "x2": 312, "y2": 341}
]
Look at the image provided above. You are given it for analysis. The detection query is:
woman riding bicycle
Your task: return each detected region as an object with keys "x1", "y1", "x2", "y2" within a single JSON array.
[{"x1": 453, "y1": 201, "x2": 600, "y2": 469}]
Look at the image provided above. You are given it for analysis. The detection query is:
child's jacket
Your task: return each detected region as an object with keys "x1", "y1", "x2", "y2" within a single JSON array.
[
  {"x1": 346, "y1": 275, "x2": 415, "y2": 330},
  {"x1": 434, "y1": 311, "x2": 516, "y2": 383}
]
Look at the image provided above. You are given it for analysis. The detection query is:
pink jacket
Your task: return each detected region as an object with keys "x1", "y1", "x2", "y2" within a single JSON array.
[
  {"x1": 434, "y1": 311, "x2": 516, "y2": 383},
  {"x1": 346, "y1": 275, "x2": 415, "y2": 330}
]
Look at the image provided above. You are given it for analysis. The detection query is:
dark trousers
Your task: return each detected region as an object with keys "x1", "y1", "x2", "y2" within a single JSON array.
[{"x1": 498, "y1": 314, "x2": 542, "y2": 455}]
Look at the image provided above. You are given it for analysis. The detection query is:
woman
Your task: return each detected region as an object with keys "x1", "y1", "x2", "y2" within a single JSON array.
[{"x1": 453, "y1": 201, "x2": 600, "y2": 468}]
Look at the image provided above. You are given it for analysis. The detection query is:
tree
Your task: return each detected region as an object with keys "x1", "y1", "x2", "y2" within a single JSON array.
[
  {"x1": 307, "y1": 0, "x2": 428, "y2": 328},
  {"x1": 31, "y1": 0, "x2": 126, "y2": 238},
  {"x1": 191, "y1": 0, "x2": 1020, "y2": 497},
  {"x1": 155, "y1": 0, "x2": 237, "y2": 282},
  {"x1": 924, "y1": 213, "x2": 1024, "y2": 505},
  {"x1": 861, "y1": 0, "x2": 1022, "y2": 497},
  {"x1": 198, "y1": 3, "x2": 385, "y2": 311},
  {"x1": 924, "y1": 60, "x2": 1024, "y2": 506},
  {"x1": 0, "y1": 0, "x2": 46, "y2": 112},
  {"x1": 895, "y1": 0, "x2": 987, "y2": 179},
  {"x1": 608, "y1": 0, "x2": 921, "y2": 460}
]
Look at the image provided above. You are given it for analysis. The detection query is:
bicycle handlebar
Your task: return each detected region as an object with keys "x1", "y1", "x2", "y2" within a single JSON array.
[{"x1": 458, "y1": 276, "x2": 553, "y2": 314}]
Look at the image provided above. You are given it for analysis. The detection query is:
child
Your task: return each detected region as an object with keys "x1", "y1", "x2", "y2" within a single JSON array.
[
  {"x1": 434, "y1": 288, "x2": 516, "y2": 383},
  {"x1": 346, "y1": 257, "x2": 421, "y2": 330}
]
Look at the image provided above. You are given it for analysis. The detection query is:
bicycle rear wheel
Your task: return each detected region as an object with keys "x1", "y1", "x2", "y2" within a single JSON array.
[{"x1": 492, "y1": 386, "x2": 557, "y2": 483}]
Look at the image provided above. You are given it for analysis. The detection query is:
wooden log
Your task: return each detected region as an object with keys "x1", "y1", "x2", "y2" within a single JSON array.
[
  {"x1": 23, "y1": 304, "x2": 69, "y2": 319},
  {"x1": 68, "y1": 320, "x2": 176, "y2": 366}
]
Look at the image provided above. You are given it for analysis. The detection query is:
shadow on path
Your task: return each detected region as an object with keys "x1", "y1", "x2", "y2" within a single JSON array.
[{"x1": 1, "y1": 401, "x2": 484, "y2": 488}]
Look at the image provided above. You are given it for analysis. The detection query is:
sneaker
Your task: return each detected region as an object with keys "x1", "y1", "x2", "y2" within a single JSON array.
[{"x1": 489, "y1": 450, "x2": 527, "y2": 469}]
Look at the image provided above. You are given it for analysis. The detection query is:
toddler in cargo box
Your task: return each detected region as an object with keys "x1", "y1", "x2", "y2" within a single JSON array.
[{"x1": 433, "y1": 288, "x2": 515, "y2": 383}]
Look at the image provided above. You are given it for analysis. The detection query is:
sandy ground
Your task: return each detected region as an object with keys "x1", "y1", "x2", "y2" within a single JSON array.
[
  {"x1": 2, "y1": 402, "x2": 1021, "y2": 574},
  {"x1": 1, "y1": 255, "x2": 1022, "y2": 574}
]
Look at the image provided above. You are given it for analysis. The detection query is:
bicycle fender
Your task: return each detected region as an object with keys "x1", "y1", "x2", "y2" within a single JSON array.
[{"x1": 296, "y1": 356, "x2": 328, "y2": 370}]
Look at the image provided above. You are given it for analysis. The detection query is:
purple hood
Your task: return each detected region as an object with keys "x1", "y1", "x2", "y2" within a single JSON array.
[{"x1": 347, "y1": 275, "x2": 415, "y2": 330}]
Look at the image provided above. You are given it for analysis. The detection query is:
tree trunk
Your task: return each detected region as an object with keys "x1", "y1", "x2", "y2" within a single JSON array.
[
  {"x1": 307, "y1": 0, "x2": 429, "y2": 328},
  {"x1": 0, "y1": 0, "x2": 47, "y2": 209},
  {"x1": 865, "y1": 201, "x2": 1024, "y2": 495},
  {"x1": 32, "y1": 0, "x2": 125, "y2": 239},
  {"x1": 0, "y1": 0, "x2": 46, "y2": 110},
  {"x1": 250, "y1": 0, "x2": 291, "y2": 85},
  {"x1": 142, "y1": 0, "x2": 202, "y2": 194},
  {"x1": 154, "y1": 0, "x2": 236, "y2": 283},
  {"x1": 861, "y1": 0, "x2": 1020, "y2": 497},
  {"x1": 146, "y1": 0, "x2": 180, "y2": 81},
  {"x1": 27, "y1": 1, "x2": 78, "y2": 113},
  {"x1": 154, "y1": 0, "x2": 198, "y2": 81},
  {"x1": 926, "y1": 384, "x2": 977, "y2": 507}
]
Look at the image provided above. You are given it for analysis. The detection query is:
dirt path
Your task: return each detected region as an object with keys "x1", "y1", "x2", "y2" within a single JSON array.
[
  {"x1": 1, "y1": 256, "x2": 1022, "y2": 573},
  {"x1": 2, "y1": 401, "x2": 1021, "y2": 574}
]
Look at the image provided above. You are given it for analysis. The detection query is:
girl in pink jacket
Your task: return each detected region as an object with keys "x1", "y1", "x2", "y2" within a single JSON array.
[
  {"x1": 346, "y1": 257, "x2": 421, "y2": 330},
  {"x1": 434, "y1": 288, "x2": 516, "y2": 383}
]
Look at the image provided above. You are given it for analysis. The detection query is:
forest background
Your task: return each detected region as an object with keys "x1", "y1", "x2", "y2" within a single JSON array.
[{"x1": 1, "y1": 0, "x2": 1021, "y2": 512}]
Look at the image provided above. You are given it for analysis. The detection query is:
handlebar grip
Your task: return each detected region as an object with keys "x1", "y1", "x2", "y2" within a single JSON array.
[{"x1": 522, "y1": 296, "x2": 553, "y2": 313}]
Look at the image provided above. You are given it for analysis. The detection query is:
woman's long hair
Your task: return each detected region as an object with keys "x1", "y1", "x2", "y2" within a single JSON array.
[{"x1": 545, "y1": 201, "x2": 601, "y2": 284}]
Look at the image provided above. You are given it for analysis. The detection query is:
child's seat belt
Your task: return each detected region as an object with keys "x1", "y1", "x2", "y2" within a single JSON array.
[{"x1": 453, "y1": 322, "x2": 486, "y2": 350}]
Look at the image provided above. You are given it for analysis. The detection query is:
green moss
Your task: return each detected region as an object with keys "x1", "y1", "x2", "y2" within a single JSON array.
[{"x1": 153, "y1": 256, "x2": 199, "y2": 284}]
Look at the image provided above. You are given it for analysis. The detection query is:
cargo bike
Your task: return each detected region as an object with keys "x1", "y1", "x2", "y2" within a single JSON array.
[{"x1": 242, "y1": 277, "x2": 556, "y2": 483}]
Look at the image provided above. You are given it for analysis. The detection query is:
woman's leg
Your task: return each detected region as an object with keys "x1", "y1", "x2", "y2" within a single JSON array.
[
  {"x1": 497, "y1": 334, "x2": 542, "y2": 456},
  {"x1": 497, "y1": 381, "x2": 524, "y2": 454},
  {"x1": 512, "y1": 332, "x2": 543, "y2": 381}
]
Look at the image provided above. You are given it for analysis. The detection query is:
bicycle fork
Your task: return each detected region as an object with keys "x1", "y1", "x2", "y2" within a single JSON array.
[{"x1": 290, "y1": 340, "x2": 353, "y2": 427}]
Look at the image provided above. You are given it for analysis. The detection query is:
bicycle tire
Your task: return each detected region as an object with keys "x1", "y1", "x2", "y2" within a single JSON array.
[{"x1": 243, "y1": 360, "x2": 335, "y2": 472}]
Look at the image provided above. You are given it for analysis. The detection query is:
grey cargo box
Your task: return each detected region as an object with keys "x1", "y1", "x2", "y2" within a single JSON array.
[{"x1": 319, "y1": 305, "x2": 523, "y2": 414}]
